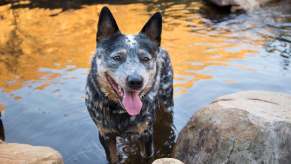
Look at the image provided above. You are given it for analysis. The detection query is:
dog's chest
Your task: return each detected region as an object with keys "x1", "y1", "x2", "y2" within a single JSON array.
[{"x1": 90, "y1": 103, "x2": 156, "y2": 136}]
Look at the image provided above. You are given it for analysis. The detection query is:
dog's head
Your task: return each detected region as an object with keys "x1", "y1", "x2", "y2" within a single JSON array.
[{"x1": 93, "y1": 7, "x2": 162, "y2": 116}]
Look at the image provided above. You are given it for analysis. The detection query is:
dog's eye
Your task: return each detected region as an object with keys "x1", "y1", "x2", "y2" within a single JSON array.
[
  {"x1": 142, "y1": 57, "x2": 151, "y2": 62},
  {"x1": 112, "y1": 55, "x2": 121, "y2": 61}
]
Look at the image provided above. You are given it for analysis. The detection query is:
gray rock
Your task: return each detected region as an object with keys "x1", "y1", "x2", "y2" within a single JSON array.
[{"x1": 174, "y1": 91, "x2": 291, "y2": 164}]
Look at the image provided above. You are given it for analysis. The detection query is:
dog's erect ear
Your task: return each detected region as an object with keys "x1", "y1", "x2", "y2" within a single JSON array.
[
  {"x1": 97, "y1": 7, "x2": 120, "y2": 42},
  {"x1": 140, "y1": 12, "x2": 162, "y2": 46}
]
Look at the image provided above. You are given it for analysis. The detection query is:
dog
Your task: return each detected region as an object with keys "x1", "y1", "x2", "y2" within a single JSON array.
[{"x1": 85, "y1": 6, "x2": 173, "y2": 163}]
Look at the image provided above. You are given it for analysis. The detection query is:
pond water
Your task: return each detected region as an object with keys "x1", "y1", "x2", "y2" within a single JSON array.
[{"x1": 0, "y1": 0, "x2": 291, "y2": 163}]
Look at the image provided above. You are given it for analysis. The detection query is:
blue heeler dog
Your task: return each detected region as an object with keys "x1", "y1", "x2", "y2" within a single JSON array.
[{"x1": 85, "y1": 7, "x2": 173, "y2": 163}]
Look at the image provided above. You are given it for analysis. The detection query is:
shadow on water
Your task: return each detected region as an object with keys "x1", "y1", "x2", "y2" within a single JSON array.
[
  {"x1": 2, "y1": 0, "x2": 193, "y2": 11},
  {"x1": 1, "y1": 0, "x2": 200, "y2": 22},
  {"x1": 198, "y1": 1, "x2": 235, "y2": 22},
  {"x1": 2, "y1": 0, "x2": 139, "y2": 9},
  {"x1": 1, "y1": 0, "x2": 234, "y2": 23},
  {"x1": 153, "y1": 106, "x2": 176, "y2": 159},
  {"x1": 0, "y1": 117, "x2": 5, "y2": 141},
  {"x1": 0, "y1": 7, "x2": 23, "y2": 74}
]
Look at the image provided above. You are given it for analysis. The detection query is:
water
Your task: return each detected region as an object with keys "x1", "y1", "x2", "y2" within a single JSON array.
[{"x1": 0, "y1": 0, "x2": 291, "y2": 163}]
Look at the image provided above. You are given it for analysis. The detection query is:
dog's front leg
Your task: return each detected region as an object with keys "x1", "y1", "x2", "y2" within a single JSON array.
[
  {"x1": 99, "y1": 133, "x2": 119, "y2": 164},
  {"x1": 139, "y1": 129, "x2": 154, "y2": 159}
]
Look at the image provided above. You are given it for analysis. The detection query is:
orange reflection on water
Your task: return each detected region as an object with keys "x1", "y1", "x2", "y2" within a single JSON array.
[
  {"x1": 0, "y1": 2, "x2": 264, "y2": 95},
  {"x1": 0, "y1": 104, "x2": 4, "y2": 112}
]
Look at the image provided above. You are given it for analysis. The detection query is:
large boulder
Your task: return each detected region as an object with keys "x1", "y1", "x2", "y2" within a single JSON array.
[
  {"x1": 174, "y1": 91, "x2": 291, "y2": 164},
  {"x1": 0, "y1": 140, "x2": 64, "y2": 164}
]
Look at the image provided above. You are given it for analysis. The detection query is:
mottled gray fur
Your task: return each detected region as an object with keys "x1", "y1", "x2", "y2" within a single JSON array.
[{"x1": 85, "y1": 7, "x2": 173, "y2": 163}]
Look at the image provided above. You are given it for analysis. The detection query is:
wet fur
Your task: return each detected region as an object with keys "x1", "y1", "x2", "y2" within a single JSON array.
[{"x1": 85, "y1": 7, "x2": 173, "y2": 163}]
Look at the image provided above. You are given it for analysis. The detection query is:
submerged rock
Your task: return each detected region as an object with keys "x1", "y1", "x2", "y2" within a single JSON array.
[
  {"x1": 205, "y1": 0, "x2": 274, "y2": 11},
  {"x1": 0, "y1": 140, "x2": 64, "y2": 164},
  {"x1": 153, "y1": 158, "x2": 184, "y2": 164},
  {"x1": 174, "y1": 91, "x2": 291, "y2": 164}
]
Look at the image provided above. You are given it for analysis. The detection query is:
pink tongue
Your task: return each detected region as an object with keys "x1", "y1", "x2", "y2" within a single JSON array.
[{"x1": 122, "y1": 91, "x2": 142, "y2": 116}]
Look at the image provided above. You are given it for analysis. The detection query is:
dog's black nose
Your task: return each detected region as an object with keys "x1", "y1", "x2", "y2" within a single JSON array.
[{"x1": 127, "y1": 75, "x2": 143, "y2": 90}]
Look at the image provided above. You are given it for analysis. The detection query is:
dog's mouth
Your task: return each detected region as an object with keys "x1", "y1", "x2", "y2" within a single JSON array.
[{"x1": 105, "y1": 73, "x2": 143, "y2": 116}]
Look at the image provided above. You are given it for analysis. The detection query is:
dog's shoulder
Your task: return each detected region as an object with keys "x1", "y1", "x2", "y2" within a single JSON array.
[
  {"x1": 159, "y1": 48, "x2": 171, "y2": 65},
  {"x1": 158, "y1": 48, "x2": 174, "y2": 109}
]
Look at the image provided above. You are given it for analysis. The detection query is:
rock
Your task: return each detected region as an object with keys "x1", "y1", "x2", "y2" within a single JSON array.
[
  {"x1": 206, "y1": 0, "x2": 273, "y2": 11},
  {"x1": 153, "y1": 158, "x2": 184, "y2": 164},
  {"x1": 173, "y1": 91, "x2": 291, "y2": 164},
  {"x1": 0, "y1": 141, "x2": 64, "y2": 164}
]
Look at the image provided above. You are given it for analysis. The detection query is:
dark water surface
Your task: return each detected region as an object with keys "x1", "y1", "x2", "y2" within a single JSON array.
[{"x1": 0, "y1": 0, "x2": 291, "y2": 163}]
